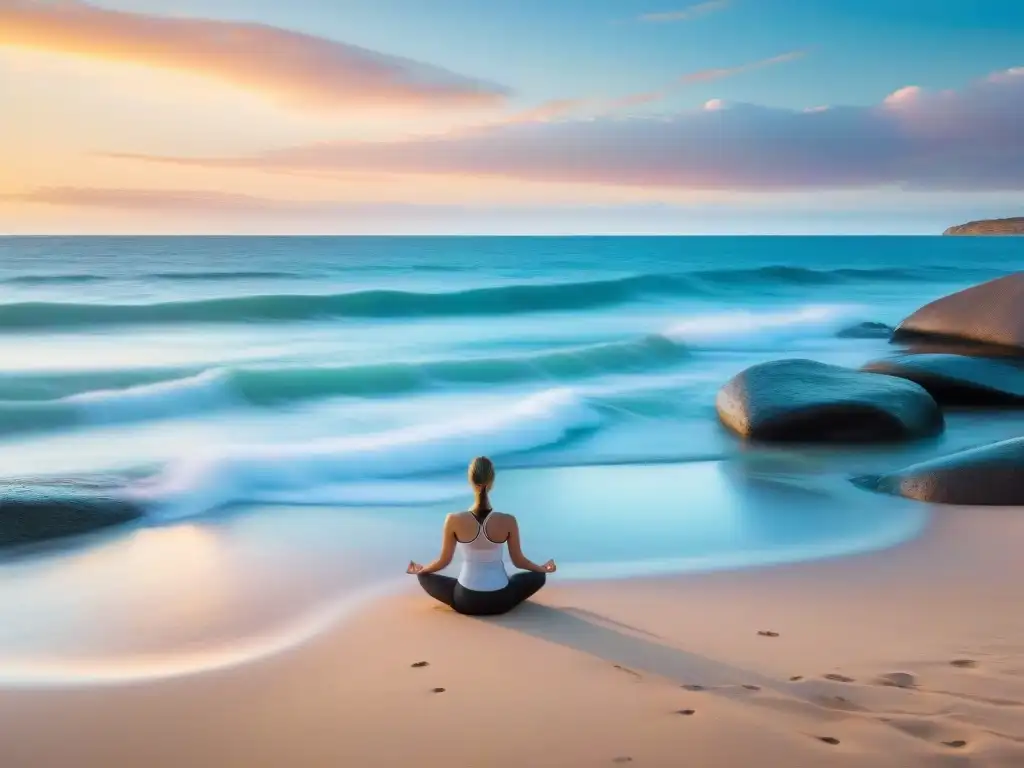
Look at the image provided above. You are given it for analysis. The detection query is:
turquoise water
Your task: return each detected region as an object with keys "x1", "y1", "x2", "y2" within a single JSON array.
[
  {"x1": 1, "y1": 235, "x2": 1021, "y2": 674},
  {"x1": 2, "y1": 236, "x2": 1022, "y2": 515}
]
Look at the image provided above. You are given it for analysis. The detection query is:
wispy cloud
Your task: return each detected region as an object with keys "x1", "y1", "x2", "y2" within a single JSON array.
[
  {"x1": 0, "y1": 0, "x2": 508, "y2": 111},
  {"x1": 680, "y1": 50, "x2": 807, "y2": 83},
  {"x1": 639, "y1": 0, "x2": 729, "y2": 23},
  {"x1": 111, "y1": 66, "x2": 1024, "y2": 193},
  {"x1": 0, "y1": 187, "x2": 316, "y2": 212},
  {"x1": 502, "y1": 99, "x2": 591, "y2": 124}
]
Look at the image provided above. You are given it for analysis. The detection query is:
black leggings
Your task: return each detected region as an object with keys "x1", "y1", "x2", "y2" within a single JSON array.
[{"x1": 417, "y1": 572, "x2": 546, "y2": 616}]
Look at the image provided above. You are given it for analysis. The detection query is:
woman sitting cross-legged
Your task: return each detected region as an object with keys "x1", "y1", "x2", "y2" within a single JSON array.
[{"x1": 407, "y1": 456, "x2": 556, "y2": 616}]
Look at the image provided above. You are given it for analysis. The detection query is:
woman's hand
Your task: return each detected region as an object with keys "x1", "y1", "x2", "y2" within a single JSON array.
[
  {"x1": 406, "y1": 561, "x2": 424, "y2": 575},
  {"x1": 540, "y1": 559, "x2": 557, "y2": 574}
]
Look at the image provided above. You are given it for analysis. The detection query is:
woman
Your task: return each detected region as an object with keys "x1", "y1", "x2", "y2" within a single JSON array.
[{"x1": 407, "y1": 456, "x2": 556, "y2": 616}]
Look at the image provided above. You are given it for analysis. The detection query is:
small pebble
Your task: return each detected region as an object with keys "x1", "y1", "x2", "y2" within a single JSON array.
[
  {"x1": 675, "y1": 709, "x2": 696, "y2": 716},
  {"x1": 431, "y1": 687, "x2": 446, "y2": 694},
  {"x1": 818, "y1": 737, "x2": 840, "y2": 745},
  {"x1": 943, "y1": 740, "x2": 967, "y2": 749},
  {"x1": 411, "y1": 661, "x2": 429, "y2": 668},
  {"x1": 789, "y1": 675, "x2": 804, "y2": 682},
  {"x1": 758, "y1": 630, "x2": 780, "y2": 638}
]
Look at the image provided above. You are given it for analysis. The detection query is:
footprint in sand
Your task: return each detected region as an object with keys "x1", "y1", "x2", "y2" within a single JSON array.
[
  {"x1": 758, "y1": 630, "x2": 780, "y2": 638},
  {"x1": 682, "y1": 684, "x2": 706, "y2": 691},
  {"x1": 411, "y1": 661, "x2": 429, "y2": 668},
  {"x1": 789, "y1": 675, "x2": 804, "y2": 682},
  {"x1": 431, "y1": 687, "x2": 446, "y2": 694},
  {"x1": 951, "y1": 659, "x2": 978, "y2": 669},
  {"x1": 824, "y1": 674, "x2": 856, "y2": 683},
  {"x1": 817, "y1": 737, "x2": 840, "y2": 745},
  {"x1": 612, "y1": 757, "x2": 633, "y2": 763},
  {"x1": 742, "y1": 685, "x2": 761, "y2": 691},
  {"x1": 943, "y1": 740, "x2": 968, "y2": 749},
  {"x1": 675, "y1": 709, "x2": 696, "y2": 716}
]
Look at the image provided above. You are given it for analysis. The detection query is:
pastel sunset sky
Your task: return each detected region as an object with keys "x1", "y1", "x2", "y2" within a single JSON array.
[{"x1": 3, "y1": 0, "x2": 1023, "y2": 234}]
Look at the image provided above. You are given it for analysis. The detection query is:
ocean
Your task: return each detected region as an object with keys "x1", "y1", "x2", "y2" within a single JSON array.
[{"x1": 2, "y1": 235, "x2": 1023, "y2": 680}]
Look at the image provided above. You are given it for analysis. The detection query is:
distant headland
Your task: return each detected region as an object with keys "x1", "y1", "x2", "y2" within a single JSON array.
[{"x1": 943, "y1": 216, "x2": 1024, "y2": 235}]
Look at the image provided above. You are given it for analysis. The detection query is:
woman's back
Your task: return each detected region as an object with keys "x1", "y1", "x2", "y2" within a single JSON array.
[{"x1": 455, "y1": 510, "x2": 509, "y2": 592}]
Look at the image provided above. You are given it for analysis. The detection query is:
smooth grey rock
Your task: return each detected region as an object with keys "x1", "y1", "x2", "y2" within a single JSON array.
[
  {"x1": 716, "y1": 359, "x2": 944, "y2": 443},
  {"x1": 836, "y1": 322, "x2": 893, "y2": 340},
  {"x1": 0, "y1": 480, "x2": 141, "y2": 548},
  {"x1": 862, "y1": 354, "x2": 1024, "y2": 405}
]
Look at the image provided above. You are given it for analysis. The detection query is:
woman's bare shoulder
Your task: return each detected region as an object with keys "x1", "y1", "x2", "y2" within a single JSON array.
[{"x1": 491, "y1": 511, "x2": 516, "y2": 524}]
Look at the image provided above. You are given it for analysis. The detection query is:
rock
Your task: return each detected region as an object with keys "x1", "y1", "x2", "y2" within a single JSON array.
[
  {"x1": 862, "y1": 354, "x2": 1024, "y2": 406},
  {"x1": 944, "y1": 217, "x2": 1024, "y2": 236},
  {"x1": 0, "y1": 480, "x2": 141, "y2": 548},
  {"x1": 836, "y1": 321, "x2": 894, "y2": 340},
  {"x1": 856, "y1": 437, "x2": 1024, "y2": 505},
  {"x1": 893, "y1": 273, "x2": 1024, "y2": 353},
  {"x1": 716, "y1": 360, "x2": 944, "y2": 443}
]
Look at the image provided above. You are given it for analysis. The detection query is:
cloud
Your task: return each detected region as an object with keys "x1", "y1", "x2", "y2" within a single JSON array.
[
  {"x1": 501, "y1": 99, "x2": 591, "y2": 124},
  {"x1": 0, "y1": 0, "x2": 507, "y2": 111},
  {"x1": 109, "y1": 66, "x2": 1024, "y2": 192},
  {"x1": 680, "y1": 50, "x2": 807, "y2": 83},
  {"x1": 1, "y1": 187, "x2": 321, "y2": 212},
  {"x1": 486, "y1": 49, "x2": 804, "y2": 124},
  {"x1": 639, "y1": 0, "x2": 729, "y2": 23}
]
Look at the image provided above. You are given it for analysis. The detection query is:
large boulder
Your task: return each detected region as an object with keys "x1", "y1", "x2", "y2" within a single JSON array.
[
  {"x1": 716, "y1": 359, "x2": 944, "y2": 443},
  {"x1": 862, "y1": 354, "x2": 1024, "y2": 406},
  {"x1": 893, "y1": 273, "x2": 1024, "y2": 353},
  {"x1": 857, "y1": 437, "x2": 1024, "y2": 505},
  {"x1": 0, "y1": 480, "x2": 142, "y2": 548}
]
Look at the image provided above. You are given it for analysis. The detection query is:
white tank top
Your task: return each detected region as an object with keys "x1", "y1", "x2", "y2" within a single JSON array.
[{"x1": 456, "y1": 512, "x2": 510, "y2": 592}]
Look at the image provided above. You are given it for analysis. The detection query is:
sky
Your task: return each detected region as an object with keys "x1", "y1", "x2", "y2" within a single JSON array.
[{"x1": 2, "y1": 0, "x2": 1023, "y2": 234}]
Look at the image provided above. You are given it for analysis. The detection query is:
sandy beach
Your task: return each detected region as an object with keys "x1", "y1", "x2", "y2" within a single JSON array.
[{"x1": 2, "y1": 488, "x2": 1023, "y2": 768}]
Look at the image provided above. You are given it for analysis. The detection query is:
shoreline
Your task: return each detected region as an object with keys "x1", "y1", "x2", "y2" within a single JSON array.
[
  {"x1": 0, "y1": 459, "x2": 928, "y2": 676},
  {"x1": 3, "y1": 499, "x2": 1024, "y2": 766}
]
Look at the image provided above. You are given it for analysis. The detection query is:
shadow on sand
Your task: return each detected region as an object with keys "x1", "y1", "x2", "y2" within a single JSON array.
[
  {"x1": 477, "y1": 602, "x2": 857, "y2": 725},
  {"x1": 483, "y1": 602, "x2": 773, "y2": 692}
]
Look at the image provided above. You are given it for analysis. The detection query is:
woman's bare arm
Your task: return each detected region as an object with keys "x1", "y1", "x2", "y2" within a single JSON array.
[
  {"x1": 416, "y1": 514, "x2": 459, "y2": 575},
  {"x1": 505, "y1": 516, "x2": 554, "y2": 573}
]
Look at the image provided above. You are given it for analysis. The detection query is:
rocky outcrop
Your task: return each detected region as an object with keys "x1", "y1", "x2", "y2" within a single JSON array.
[
  {"x1": 944, "y1": 217, "x2": 1024, "y2": 236},
  {"x1": 716, "y1": 359, "x2": 944, "y2": 443},
  {"x1": 836, "y1": 322, "x2": 893, "y2": 340},
  {"x1": 857, "y1": 437, "x2": 1024, "y2": 505},
  {"x1": 0, "y1": 480, "x2": 142, "y2": 548},
  {"x1": 892, "y1": 273, "x2": 1024, "y2": 353},
  {"x1": 862, "y1": 354, "x2": 1024, "y2": 406}
]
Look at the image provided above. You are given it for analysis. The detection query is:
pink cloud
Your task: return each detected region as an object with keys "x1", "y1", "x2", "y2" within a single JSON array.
[
  {"x1": 639, "y1": 1, "x2": 729, "y2": 23},
  {"x1": 0, "y1": 0, "x2": 507, "y2": 110},
  {"x1": 680, "y1": 50, "x2": 807, "y2": 84},
  {"x1": 109, "y1": 66, "x2": 1024, "y2": 192}
]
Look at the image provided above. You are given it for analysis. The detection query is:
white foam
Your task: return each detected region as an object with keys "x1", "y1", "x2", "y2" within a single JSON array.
[
  {"x1": 128, "y1": 388, "x2": 600, "y2": 519},
  {"x1": 67, "y1": 369, "x2": 235, "y2": 424},
  {"x1": 665, "y1": 305, "x2": 855, "y2": 349}
]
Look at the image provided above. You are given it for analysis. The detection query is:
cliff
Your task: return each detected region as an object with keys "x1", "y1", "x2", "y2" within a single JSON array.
[{"x1": 943, "y1": 217, "x2": 1024, "y2": 236}]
